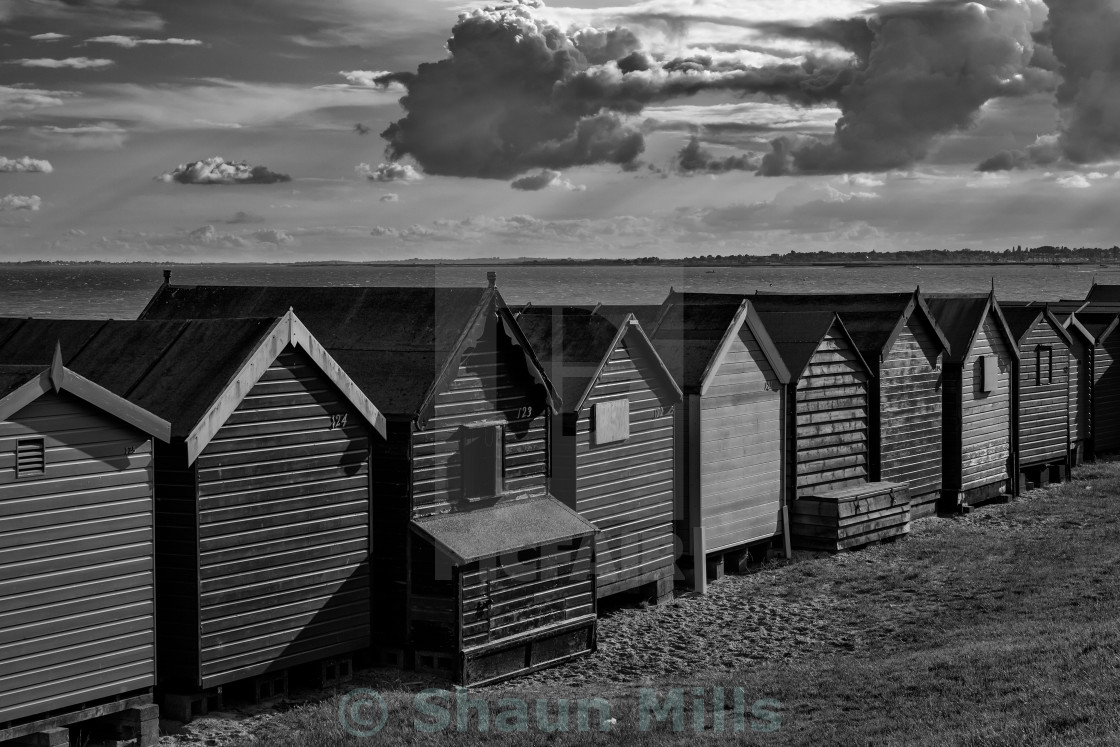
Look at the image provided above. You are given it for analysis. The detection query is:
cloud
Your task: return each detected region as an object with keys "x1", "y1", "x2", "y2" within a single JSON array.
[
  {"x1": 31, "y1": 122, "x2": 128, "y2": 150},
  {"x1": 380, "y1": 193, "x2": 399, "y2": 202},
  {"x1": 976, "y1": 133, "x2": 1062, "y2": 171},
  {"x1": 356, "y1": 162, "x2": 423, "y2": 182},
  {"x1": 29, "y1": 32, "x2": 67, "y2": 41},
  {"x1": 10, "y1": 57, "x2": 115, "y2": 70},
  {"x1": 510, "y1": 169, "x2": 586, "y2": 191},
  {"x1": 332, "y1": 70, "x2": 409, "y2": 94},
  {"x1": 0, "y1": 195, "x2": 41, "y2": 211},
  {"x1": 674, "y1": 136, "x2": 759, "y2": 174},
  {"x1": 85, "y1": 35, "x2": 203, "y2": 48},
  {"x1": 252, "y1": 229, "x2": 295, "y2": 245},
  {"x1": 0, "y1": 156, "x2": 53, "y2": 173},
  {"x1": 758, "y1": 0, "x2": 1052, "y2": 175},
  {"x1": 0, "y1": 0, "x2": 165, "y2": 30},
  {"x1": 0, "y1": 84, "x2": 75, "y2": 114},
  {"x1": 223, "y1": 210, "x2": 265, "y2": 224},
  {"x1": 158, "y1": 157, "x2": 292, "y2": 185},
  {"x1": 1052, "y1": 173, "x2": 1092, "y2": 189}
]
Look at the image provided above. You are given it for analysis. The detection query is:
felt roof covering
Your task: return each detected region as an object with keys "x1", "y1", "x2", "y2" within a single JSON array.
[
  {"x1": 754, "y1": 310, "x2": 865, "y2": 380},
  {"x1": 646, "y1": 291, "x2": 790, "y2": 391},
  {"x1": 0, "y1": 317, "x2": 277, "y2": 438},
  {"x1": 925, "y1": 293, "x2": 1019, "y2": 363},
  {"x1": 410, "y1": 495, "x2": 598, "y2": 565},
  {"x1": 140, "y1": 281, "x2": 557, "y2": 420},
  {"x1": 0, "y1": 365, "x2": 42, "y2": 400},
  {"x1": 749, "y1": 291, "x2": 951, "y2": 361},
  {"x1": 999, "y1": 306, "x2": 1073, "y2": 348},
  {"x1": 1085, "y1": 283, "x2": 1120, "y2": 303},
  {"x1": 516, "y1": 305, "x2": 680, "y2": 411}
]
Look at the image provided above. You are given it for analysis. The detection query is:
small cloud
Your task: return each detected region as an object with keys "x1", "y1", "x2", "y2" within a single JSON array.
[
  {"x1": 32, "y1": 122, "x2": 127, "y2": 150},
  {"x1": 252, "y1": 229, "x2": 294, "y2": 245},
  {"x1": 0, "y1": 84, "x2": 76, "y2": 113},
  {"x1": 159, "y1": 157, "x2": 291, "y2": 185},
  {"x1": 510, "y1": 169, "x2": 586, "y2": 191},
  {"x1": 1054, "y1": 174, "x2": 1092, "y2": 189},
  {"x1": 86, "y1": 35, "x2": 202, "y2": 48},
  {"x1": 0, "y1": 195, "x2": 41, "y2": 211},
  {"x1": 192, "y1": 119, "x2": 242, "y2": 129},
  {"x1": 380, "y1": 193, "x2": 399, "y2": 202},
  {"x1": 9, "y1": 57, "x2": 115, "y2": 69},
  {"x1": 0, "y1": 156, "x2": 53, "y2": 173},
  {"x1": 30, "y1": 32, "x2": 68, "y2": 41},
  {"x1": 356, "y1": 162, "x2": 422, "y2": 183},
  {"x1": 840, "y1": 173, "x2": 885, "y2": 189},
  {"x1": 330, "y1": 70, "x2": 408, "y2": 94}
]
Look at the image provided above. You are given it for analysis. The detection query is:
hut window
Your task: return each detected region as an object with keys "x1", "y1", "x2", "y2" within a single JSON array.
[
  {"x1": 1036, "y1": 346, "x2": 1053, "y2": 385},
  {"x1": 16, "y1": 438, "x2": 45, "y2": 478},
  {"x1": 981, "y1": 355, "x2": 998, "y2": 394},
  {"x1": 592, "y1": 398, "x2": 630, "y2": 445},
  {"x1": 461, "y1": 423, "x2": 504, "y2": 500}
]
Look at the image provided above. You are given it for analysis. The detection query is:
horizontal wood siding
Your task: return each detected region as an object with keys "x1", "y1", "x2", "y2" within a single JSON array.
[
  {"x1": 793, "y1": 328, "x2": 869, "y2": 497},
  {"x1": 575, "y1": 339, "x2": 675, "y2": 597},
  {"x1": 699, "y1": 331, "x2": 782, "y2": 551},
  {"x1": 0, "y1": 392, "x2": 155, "y2": 722},
  {"x1": 1069, "y1": 336, "x2": 1090, "y2": 443},
  {"x1": 879, "y1": 317, "x2": 943, "y2": 499},
  {"x1": 192, "y1": 347, "x2": 370, "y2": 689},
  {"x1": 960, "y1": 317, "x2": 1011, "y2": 491},
  {"x1": 460, "y1": 538, "x2": 595, "y2": 650},
  {"x1": 412, "y1": 314, "x2": 550, "y2": 518},
  {"x1": 1094, "y1": 338, "x2": 1120, "y2": 454},
  {"x1": 1017, "y1": 322, "x2": 1070, "y2": 466}
]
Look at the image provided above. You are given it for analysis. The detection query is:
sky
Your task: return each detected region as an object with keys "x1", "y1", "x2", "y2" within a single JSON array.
[{"x1": 1, "y1": 0, "x2": 1119, "y2": 261}]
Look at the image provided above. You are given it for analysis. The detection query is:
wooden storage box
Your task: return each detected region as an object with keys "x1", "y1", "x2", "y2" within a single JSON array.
[{"x1": 789, "y1": 481, "x2": 910, "y2": 552}]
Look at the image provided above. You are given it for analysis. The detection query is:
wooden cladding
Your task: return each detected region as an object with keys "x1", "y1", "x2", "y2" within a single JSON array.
[
  {"x1": 591, "y1": 398, "x2": 629, "y2": 445},
  {"x1": 0, "y1": 391, "x2": 155, "y2": 723},
  {"x1": 461, "y1": 423, "x2": 504, "y2": 500},
  {"x1": 15, "y1": 437, "x2": 45, "y2": 478}
]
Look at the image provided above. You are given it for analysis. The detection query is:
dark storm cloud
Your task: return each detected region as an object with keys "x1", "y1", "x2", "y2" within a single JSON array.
[
  {"x1": 759, "y1": 0, "x2": 1053, "y2": 175},
  {"x1": 674, "y1": 136, "x2": 759, "y2": 174}
]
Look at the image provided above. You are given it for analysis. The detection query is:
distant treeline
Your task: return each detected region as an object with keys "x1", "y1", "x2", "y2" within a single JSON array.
[{"x1": 523, "y1": 245, "x2": 1120, "y2": 266}]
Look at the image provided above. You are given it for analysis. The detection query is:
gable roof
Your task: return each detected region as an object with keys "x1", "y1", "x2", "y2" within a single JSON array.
[
  {"x1": 748, "y1": 290, "x2": 951, "y2": 362},
  {"x1": 999, "y1": 306, "x2": 1074, "y2": 348},
  {"x1": 0, "y1": 311, "x2": 385, "y2": 463},
  {"x1": 1072, "y1": 311, "x2": 1120, "y2": 344},
  {"x1": 139, "y1": 280, "x2": 558, "y2": 422},
  {"x1": 516, "y1": 306, "x2": 680, "y2": 412},
  {"x1": 644, "y1": 293, "x2": 790, "y2": 393},
  {"x1": 925, "y1": 292, "x2": 1020, "y2": 363},
  {"x1": 753, "y1": 310, "x2": 870, "y2": 381},
  {"x1": 0, "y1": 350, "x2": 170, "y2": 441}
]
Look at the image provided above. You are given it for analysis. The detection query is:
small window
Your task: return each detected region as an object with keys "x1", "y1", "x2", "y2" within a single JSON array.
[
  {"x1": 981, "y1": 355, "x2": 998, "y2": 394},
  {"x1": 16, "y1": 438, "x2": 45, "y2": 478},
  {"x1": 592, "y1": 399, "x2": 630, "y2": 445},
  {"x1": 461, "y1": 424, "x2": 503, "y2": 500}
]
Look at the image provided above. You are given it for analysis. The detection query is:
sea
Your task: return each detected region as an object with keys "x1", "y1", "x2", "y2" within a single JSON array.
[{"x1": 0, "y1": 263, "x2": 1116, "y2": 319}]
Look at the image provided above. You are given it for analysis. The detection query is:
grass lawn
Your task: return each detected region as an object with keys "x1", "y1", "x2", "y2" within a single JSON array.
[{"x1": 231, "y1": 461, "x2": 1120, "y2": 746}]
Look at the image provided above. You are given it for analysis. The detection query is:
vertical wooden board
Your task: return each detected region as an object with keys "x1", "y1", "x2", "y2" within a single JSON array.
[
  {"x1": 0, "y1": 391, "x2": 155, "y2": 722},
  {"x1": 193, "y1": 346, "x2": 371, "y2": 689}
]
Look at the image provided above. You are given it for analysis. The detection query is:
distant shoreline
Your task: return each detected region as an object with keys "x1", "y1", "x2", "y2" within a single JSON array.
[{"x1": 1, "y1": 260, "x2": 1116, "y2": 269}]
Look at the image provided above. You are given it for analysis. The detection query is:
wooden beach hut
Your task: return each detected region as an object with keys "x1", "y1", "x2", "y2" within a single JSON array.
[
  {"x1": 515, "y1": 307, "x2": 682, "y2": 603},
  {"x1": 140, "y1": 274, "x2": 599, "y2": 686},
  {"x1": 640, "y1": 294, "x2": 790, "y2": 590},
  {"x1": 0, "y1": 352, "x2": 168, "y2": 745},
  {"x1": 926, "y1": 293, "x2": 1019, "y2": 508},
  {"x1": 1072, "y1": 311, "x2": 1120, "y2": 456},
  {"x1": 750, "y1": 291, "x2": 951, "y2": 518},
  {"x1": 1000, "y1": 304, "x2": 1075, "y2": 487},
  {"x1": 0, "y1": 312, "x2": 386, "y2": 714}
]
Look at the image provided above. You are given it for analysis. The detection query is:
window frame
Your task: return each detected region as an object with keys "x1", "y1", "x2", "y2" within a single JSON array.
[{"x1": 459, "y1": 422, "x2": 505, "y2": 501}]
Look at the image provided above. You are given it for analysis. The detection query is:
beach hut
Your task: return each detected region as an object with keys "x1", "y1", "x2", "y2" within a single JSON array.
[
  {"x1": 750, "y1": 291, "x2": 951, "y2": 518},
  {"x1": 0, "y1": 352, "x2": 168, "y2": 746},
  {"x1": 1072, "y1": 311, "x2": 1120, "y2": 456},
  {"x1": 1000, "y1": 304, "x2": 1075, "y2": 487},
  {"x1": 926, "y1": 293, "x2": 1019, "y2": 508},
  {"x1": 0, "y1": 312, "x2": 386, "y2": 714},
  {"x1": 140, "y1": 273, "x2": 599, "y2": 686},
  {"x1": 515, "y1": 306, "x2": 681, "y2": 603},
  {"x1": 640, "y1": 294, "x2": 790, "y2": 590}
]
